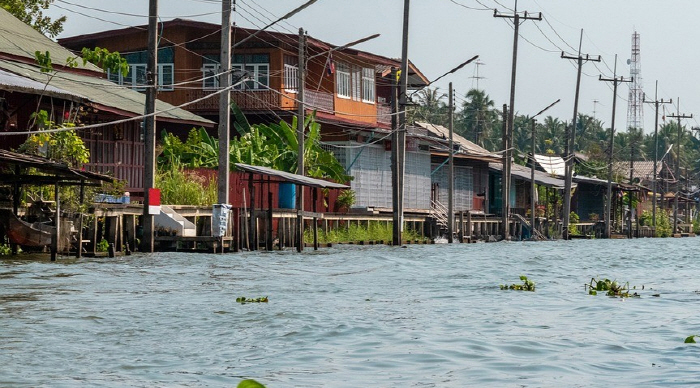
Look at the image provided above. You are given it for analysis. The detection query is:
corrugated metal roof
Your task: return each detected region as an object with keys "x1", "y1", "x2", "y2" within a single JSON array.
[
  {"x1": 489, "y1": 162, "x2": 572, "y2": 190},
  {"x1": 415, "y1": 122, "x2": 500, "y2": 161},
  {"x1": 0, "y1": 8, "x2": 101, "y2": 72},
  {"x1": 0, "y1": 60, "x2": 213, "y2": 126},
  {"x1": 234, "y1": 163, "x2": 349, "y2": 189},
  {"x1": 0, "y1": 149, "x2": 113, "y2": 183},
  {"x1": 534, "y1": 154, "x2": 566, "y2": 176},
  {"x1": 0, "y1": 68, "x2": 83, "y2": 101}
]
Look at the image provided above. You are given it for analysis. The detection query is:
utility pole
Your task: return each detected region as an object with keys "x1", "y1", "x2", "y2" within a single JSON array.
[
  {"x1": 391, "y1": 68, "x2": 401, "y2": 245},
  {"x1": 501, "y1": 104, "x2": 508, "y2": 239},
  {"x1": 494, "y1": 1, "x2": 541, "y2": 240},
  {"x1": 393, "y1": 0, "x2": 410, "y2": 246},
  {"x1": 643, "y1": 81, "x2": 671, "y2": 236},
  {"x1": 667, "y1": 101, "x2": 692, "y2": 234},
  {"x1": 561, "y1": 30, "x2": 600, "y2": 240},
  {"x1": 141, "y1": 0, "x2": 158, "y2": 253},
  {"x1": 530, "y1": 99, "x2": 560, "y2": 239},
  {"x1": 599, "y1": 54, "x2": 632, "y2": 239},
  {"x1": 296, "y1": 27, "x2": 306, "y2": 252},
  {"x1": 218, "y1": 0, "x2": 232, "y2": 205},
  {"x1": 448, "y1": 82, "x2": 454, "y2": 243}
]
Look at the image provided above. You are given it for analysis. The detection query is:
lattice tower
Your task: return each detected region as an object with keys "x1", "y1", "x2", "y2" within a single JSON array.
[{"x1": 627, "y1": 31, "x2": 644, "y2": 131}]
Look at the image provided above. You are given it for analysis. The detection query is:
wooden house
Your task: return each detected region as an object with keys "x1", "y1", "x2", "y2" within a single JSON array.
[
  {"x1": 0, "y1": 9, "x2": 213, "y2": 197},
  {"x1": 59, "y1": 19, "x2": 433, "y2": 210}
]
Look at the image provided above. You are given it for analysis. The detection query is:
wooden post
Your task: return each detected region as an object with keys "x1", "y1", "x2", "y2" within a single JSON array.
[
  {"x1": 267, "y1": 192, "x2": 273, "y2": 251},
  {"x1": 51, "y1": 183, "x2": 60, "y2": 261},
  {"x1": 467, "y1": 211, "x2": 472, "y2": 242},
  {"x1": 233, "y1": 208, "x2": 240, "y2": 252},
  {"x1": 76, "y1": 181, "x2": 85, "y2": 258},
  {"x1": 458, "y1": 211, "x2": 464, "y2": 243},
  {"x1": 248, "y1": 173, "x2": 256, "y2": 251}
]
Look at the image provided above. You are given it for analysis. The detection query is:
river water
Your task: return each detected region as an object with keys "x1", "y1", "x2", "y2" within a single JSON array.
[{"x1": 1, "y1": 238, "x2": 699, "y2": 387}]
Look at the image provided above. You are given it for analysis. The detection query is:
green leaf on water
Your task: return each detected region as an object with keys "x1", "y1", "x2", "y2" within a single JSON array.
[
  {"x1": 238, "y1": 379, "x2": 266, "y2": 388},
  {"x1": 685, "y1": 335, "x2": 697, "y2": 344}
]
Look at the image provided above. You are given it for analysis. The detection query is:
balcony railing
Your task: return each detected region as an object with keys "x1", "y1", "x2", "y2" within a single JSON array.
[
  {"x1": 304, "y1": 89, "x2": 334, "y2": 113},
  {"x1": 185, "y1": 89, "x2": 280, "y2": 111}
]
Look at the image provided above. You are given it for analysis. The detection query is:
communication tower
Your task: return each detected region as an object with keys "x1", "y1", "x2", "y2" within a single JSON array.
[{"x1": 627, "y1": 31, "x2": 644, "y2": 131}]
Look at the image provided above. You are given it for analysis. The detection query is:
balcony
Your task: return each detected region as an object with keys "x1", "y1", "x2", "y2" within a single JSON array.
[{"x1": 185, "y1": 89, "x2": 280, "y2": 111}]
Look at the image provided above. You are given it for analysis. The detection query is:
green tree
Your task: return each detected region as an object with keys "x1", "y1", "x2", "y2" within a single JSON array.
[
  {"x1": 409, "y1": 87, "x2": 447, "y2": 125},
  {"x1": 456, "y1": 88, "x2": 499, "y2": 150},
  {"x1": 1, "y1": 0, "x2": 66, "y2": 38},
  {"x1": 539, "y1": 116, "x2": 565, "y2": 156}
]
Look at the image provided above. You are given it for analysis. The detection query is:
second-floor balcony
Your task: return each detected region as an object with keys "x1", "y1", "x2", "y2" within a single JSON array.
[{"x1": 185, "y1": 89, "x2": 334, "y2": 114}]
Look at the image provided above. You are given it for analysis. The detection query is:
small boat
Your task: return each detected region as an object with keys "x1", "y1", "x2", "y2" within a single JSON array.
[{"x1": 0, "y1": 208, "x2": 53, "y2": 247}]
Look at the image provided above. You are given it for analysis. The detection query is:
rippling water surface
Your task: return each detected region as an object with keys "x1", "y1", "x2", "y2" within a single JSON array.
[{"x1": 2, "y1": 238, "x2": 700, "y2": 387}]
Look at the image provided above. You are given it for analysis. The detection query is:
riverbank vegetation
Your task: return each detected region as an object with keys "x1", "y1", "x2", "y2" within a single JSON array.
[{"x1": 304, "y1": 221, "x2": 427, "y2": 244}]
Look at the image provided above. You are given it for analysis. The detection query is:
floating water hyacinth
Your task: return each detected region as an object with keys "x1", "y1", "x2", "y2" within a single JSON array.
[
  {"x1": 236, "y1": 296, "x2": 269, "y2": 304},
  {"x1": 499, "y1": 275, "x2": 535, "y2": 292},
  {"x1": 586, "y1": 278, "x2": 640, "y2": 298}
]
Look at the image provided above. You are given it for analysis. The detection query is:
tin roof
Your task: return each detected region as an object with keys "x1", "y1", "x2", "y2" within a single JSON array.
[
  {"x1": 489, "y1": 162, "x2": 573, "y2": 190},
  {"x1": 534, "y1": 154, "x2": 566, "y2": 176},
  {"x1": 416, "y1": 122, "x2": 500, "y2": 161},
  {"x1": 234, "y1": 163, "x2": 349, "y2": 189},
  {"x1": 0, "y1": 60, "x2": 213, "y2": 126},
  {"x1": 0, "y1": 8, "x2": 101, "y2": 72}
]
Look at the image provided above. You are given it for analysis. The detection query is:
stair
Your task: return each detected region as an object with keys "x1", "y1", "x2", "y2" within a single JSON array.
[
  {"x1": 430, "y1": 198, "x2": 449, "y2": 230},
  {"x1": 513, "y1": 213, "x2": 546, "y2": 240},
  {"x1": 155, "y1": 205, "x2": 197, "y2": 237}
]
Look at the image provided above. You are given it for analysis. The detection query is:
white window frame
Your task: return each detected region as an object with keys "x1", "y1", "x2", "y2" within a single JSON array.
[
  {"x1": 336, "y1": 62, "x2": 351, "y2": 99},
  {"x1": 284, "y1": 63, "x2": 298, "y2": 93},
  {"x1": 107, "y1": 63, "x2": 174, "y2": 91},
  {"x1": 233, "y1": 63, "x2": 269, "y2": 91},
  {"x1": 362, "y1": 67, "x2": 375, "y2": 104},
  {"x1": 202, "y1": 63, "x2": 220, "y2": 90}
]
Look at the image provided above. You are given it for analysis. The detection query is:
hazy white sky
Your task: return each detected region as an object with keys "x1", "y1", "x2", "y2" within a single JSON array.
[{"x1": 48, "y1": 0, "x2": 700, "y2": 133}]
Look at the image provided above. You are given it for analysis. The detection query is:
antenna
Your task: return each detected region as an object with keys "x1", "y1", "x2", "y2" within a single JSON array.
[
  {"x1": 627, "y1": 31, "x2": 644, "y2": 131},
  {"x1": 470, "y1": 59, "x2": 486, "y2": 90}
]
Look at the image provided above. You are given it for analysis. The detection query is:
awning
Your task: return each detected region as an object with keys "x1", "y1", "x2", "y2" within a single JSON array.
[
  {"x1": 489, "y1": 162, "x2": 573, "y2": 190},
  {"x1": 234, "y1": 163, "x2": 349, "y2": 189},
  {"x1": 0, "y1": 69, "x2": 84, "y2": 101},
  {"x1": 0, "y1": 149, "x2": 114, "y2": 185}
]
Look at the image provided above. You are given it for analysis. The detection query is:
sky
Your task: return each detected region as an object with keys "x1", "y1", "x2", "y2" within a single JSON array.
[{"x1": 46, "y1": 0, "x2": 700, "y2": 134}]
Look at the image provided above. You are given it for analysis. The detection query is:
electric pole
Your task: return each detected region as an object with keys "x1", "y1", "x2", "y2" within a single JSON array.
[
  {"x1": 296, "y1": 27, "x2": 306, "y2": 252},
  {"x1": 501, "y1": 104, "x2": 508, "y2": 239},
  {"x1": 391, "y1": 68, "x2": 400, "y2": 245},
  {"x1": 643, "y1": 81, "x2": 671, "y2": 236},
  {"x1": 530, "y1": 99, "x2": 560, "y2": 239},
  {"x1": 393, "y1": 0, "x2": 410, "y2": 246},
  {"x1": 667, "y1": 101, "x2": 692, "y2": 234},
  {"x1": 599, "y1": 54, "x2": 632, "y2": 239},
  {"x1": 141, "y1": 0, "x2": 158, "y2": 253},
  {"x1": 448, "y1": 82, "x2": 454, "y2": 243},
  {"x1": 218, "y1": 0, "x2": 232, "y2": 205},
  {"x1": 494, "y1": 0, "x2": 541, "y2": 240},
  {"x1": 561, "y1": 30, "x2": 601, "y2": 240}
]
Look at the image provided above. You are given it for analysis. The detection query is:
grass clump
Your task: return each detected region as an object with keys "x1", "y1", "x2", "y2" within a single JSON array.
[
  {"x1": 156, "y1": 163, "x2": 217, "y2": 206},
  {"x1": 304, "y1": 221, "x2": 426, "y2": 244}
]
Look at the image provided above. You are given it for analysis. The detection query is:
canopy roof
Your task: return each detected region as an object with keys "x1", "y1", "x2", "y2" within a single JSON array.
[
  {"x1": 234, "y1": 163, "x2": 349, "y2": 189},
  {"x1": 533, "y1": 154, "x2": 566, "y2": 176},
  {"x1": 489, "y1": 162, "x2": 573, "y2": 190},
  {"x1": 0, "y1": 149, "x2": 114, "y2": 185}
]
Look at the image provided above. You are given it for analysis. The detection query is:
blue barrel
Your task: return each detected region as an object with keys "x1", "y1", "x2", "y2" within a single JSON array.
[{"x1": 278, "y1": 183, "x2": 296, "y2": 209}]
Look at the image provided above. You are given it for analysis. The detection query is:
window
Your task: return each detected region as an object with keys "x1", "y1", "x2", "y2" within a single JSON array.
[
  {"x1": 233, "y1": 54, "x2": 269, "y2": 90},
  {"x1": 107, "y1": 47, "x2": 175, "y2": 91},
  {"x1": 283, "y1": 55, "x2": 298, "y2": 92},
  {"x1": 335, "y1": 61, "x2": 374, "y2": 103},
  {"x1": 362, "y1": 67, "x2": 375, "y2": 103},
  {"x1": 202, "y1": 63, "x2": 220, "y2": 90},
  {"x1": 336, "y1": 62, "x2": 350, "y2": 98},
  {"x1": 107, "y1": 63, "x2": 174, "y2": 91}
]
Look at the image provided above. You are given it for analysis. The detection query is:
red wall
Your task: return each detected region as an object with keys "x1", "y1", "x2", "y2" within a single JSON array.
[{"x1": 192, "y1": 168, "x2": 344, "y2": 212}]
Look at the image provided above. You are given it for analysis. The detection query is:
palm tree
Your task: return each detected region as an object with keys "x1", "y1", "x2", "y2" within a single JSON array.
[
  {"x1": 539, "y1": 116, "x2": 565, "y2": 156},
  {"x1": 409, "y1": 87, "x2": 447, "y2": 125},
  {"x1": 456, "y1": 89, "x2": 498, "y2": 149}
]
